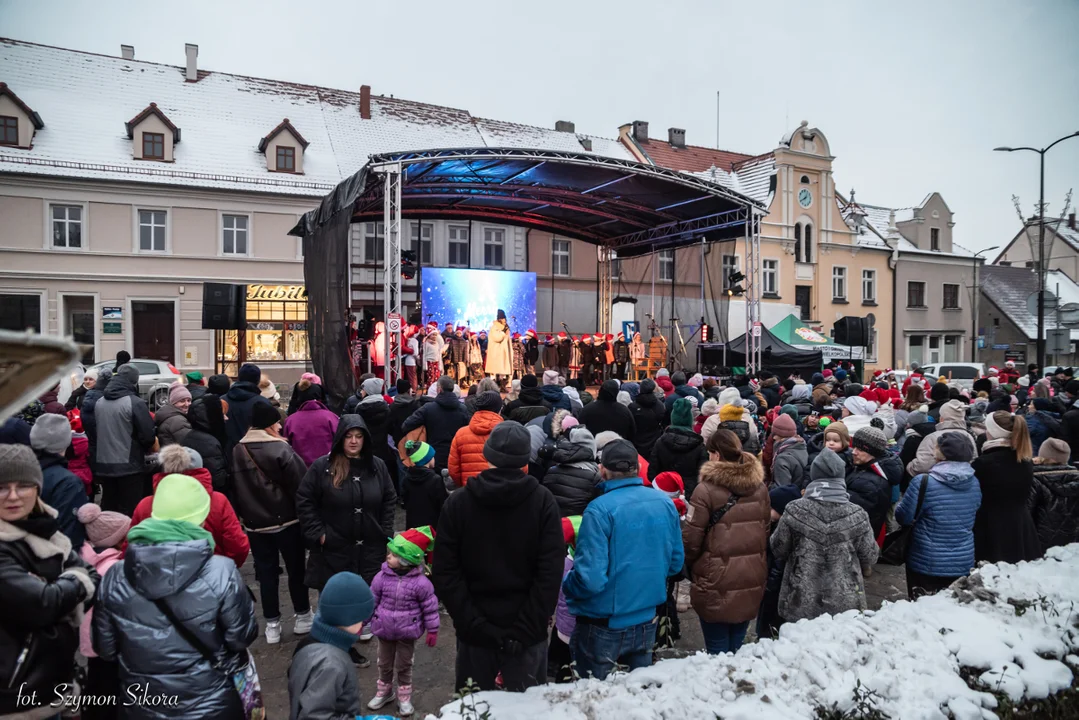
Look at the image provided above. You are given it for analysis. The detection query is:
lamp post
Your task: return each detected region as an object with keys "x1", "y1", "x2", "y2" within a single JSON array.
[
  {"x1": 994, "y1": 131, "x2": 1079, "y2": 372},
  {"x1": 971, "y1": 246, "x2": 998, "y2": 362}
]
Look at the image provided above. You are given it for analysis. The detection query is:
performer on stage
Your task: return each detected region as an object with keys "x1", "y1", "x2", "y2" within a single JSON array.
[
  {"x1": 630, "y1": 331, "x2": 646, "y2": 380},
  {"x1": 542, "y1": 334, "x2": 559, "y2": 372},
  {"x1": 613, "y1": 332, "x2": 629, "y2": 381},
  {"x1": 558, "y1": 331, "x2": 572, "y2": 378},
  {"x1": 569, "y1": 335, "x2": 582, "y2": 380},
  {"x1": 485, "y1": 310, "x2": 513, "y2": 387},
  {"x1": 511, "y1": 331, "x2": 526, "y2": 380},
  {"x1": 402, "y1": 324, "x2": 419, "y2": 392},
  {"x1": 423, "y1": 323, "x2": 444, "y2": 386},
  {"x1": 370, "y1": 321, "x2": 386, "y2": 379},
  {"x1": 468, "y1": 329, "x2": 484, "y2": 385},
  {"x1": 524, "y1": 329, "x2": 540, "y2": 374}
]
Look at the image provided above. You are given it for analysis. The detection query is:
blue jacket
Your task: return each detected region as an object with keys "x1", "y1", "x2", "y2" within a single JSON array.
[
  {"x1": 38, "y1": 453, "x2": 88, "y2": 549},
  {"x1": 562, "y1": 476, "x2": 684, "y2": 629},
  {"x1": 895, "y1": 461, "x2": 982, "y2": 577},
  {"x1": 663, "y1": 384, "x2": 704, "y2": 419}
]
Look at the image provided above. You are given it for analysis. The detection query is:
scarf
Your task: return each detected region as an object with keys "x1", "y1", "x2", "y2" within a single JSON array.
[
  {"x1": 804, "y1": 480, "x2": 850, "y2": 503},
  {"x1": 981, "y1": 437, "x2": 1011, "y2": 452},
  {"x1": 12, "y1": 512, "x2": 59, "y2": 539},
  {"x1": 127, "y1": 518, "x2": 216, "y2": 549},
  {"x1": 311, "y1": 615, "x2": 361, "y2": 652}
]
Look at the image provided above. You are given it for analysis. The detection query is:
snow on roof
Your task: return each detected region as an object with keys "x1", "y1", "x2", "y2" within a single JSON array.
[
  {"x1": 0, "y1": 38, "x2": 633, "y2": 197},
  {"x1": 436, "y1": 546, "x2": 1079, "y2": 719},
  {"x1": 686, "y1": 154, "x2": 776, "y2": 206},
  {"x1": 847, "y1": 200, "x2": 975, "y2": 258},
  {"x1": 981, "y1": 264, "x2": 1079, "y2": 340}
]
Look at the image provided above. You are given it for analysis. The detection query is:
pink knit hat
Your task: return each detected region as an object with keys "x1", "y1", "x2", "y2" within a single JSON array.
[
  {"x1": 561, "y1": 415, "x2": 579, "y2": 432},
  {"x1": 168, "y1": 383, "x2": 191, "y2": 405},
  {"x1": 301, "y1": 372, "x2": 322, "y2": 385},
  {"x1": 77, "y1": 503, "x2": 130, "y2": 548},
  {"x1": 771, "y1": 413, "x2": 797, "y2": 438}
]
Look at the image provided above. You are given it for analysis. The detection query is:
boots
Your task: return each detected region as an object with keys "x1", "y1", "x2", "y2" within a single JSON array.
[
  {"x1": 367, "y1": 680, "x2": 395, "y2": 710},
  {"x1": 397, "y1": 684, "x2": 414, "y2": 716}
]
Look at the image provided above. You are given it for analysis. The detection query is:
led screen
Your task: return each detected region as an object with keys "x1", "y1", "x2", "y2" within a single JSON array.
[{"x1": 421, "y1": 268, "x2": 537, "y2": 333}]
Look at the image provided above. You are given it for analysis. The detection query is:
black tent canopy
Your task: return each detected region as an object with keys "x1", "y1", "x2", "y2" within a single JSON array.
[{"x1": 703, "y1": 326, "x2": 823, "y2": 379}]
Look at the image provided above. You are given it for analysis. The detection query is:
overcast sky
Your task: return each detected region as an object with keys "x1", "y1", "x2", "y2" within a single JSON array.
[{"x1": 2, "y1": 0, "x2": 1076, "y2": 254}]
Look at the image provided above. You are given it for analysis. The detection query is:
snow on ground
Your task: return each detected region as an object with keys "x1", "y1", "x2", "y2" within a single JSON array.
[{"x1": 431, "y1": 546, "x2": 1079, "y2": 719}]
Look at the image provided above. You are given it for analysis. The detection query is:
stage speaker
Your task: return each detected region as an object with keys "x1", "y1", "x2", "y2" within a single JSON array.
[
  {"x1": 202, "y1": 283, "x2": 246, "y2": 330},
  {"x1": 833, "y1": 316, "x2": 869, "y2": 347},
  {"x1": 697, "y1": 344, "x2": 725, "y2": 376}
]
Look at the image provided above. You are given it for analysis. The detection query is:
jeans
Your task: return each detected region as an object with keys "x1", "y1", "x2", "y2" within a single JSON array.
[
  {"x1": 906, "y1": 568, "x2": 963, "y2": 601},
  {"x1": 248, "y1": 524, "x2": 310, "y2": 621},
  {"x1": 454, "y1": 638, "x2": 547, "y2": 693},
  {"x1": 377, "y1": 637, "x2": 416, "y2": 686},
  {"x1": 571, "y1": 619, "x2": 657, "y2": 681},
  {"x1": 699, "y1": 619, "x2": 749, "y2": 655}
]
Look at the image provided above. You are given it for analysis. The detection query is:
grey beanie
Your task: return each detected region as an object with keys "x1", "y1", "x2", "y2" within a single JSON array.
[
  {"x1": 811, "y1": 448, "x2": 847, "y2": 481},
  {"x1": 29, "y1": 413, "x2": 72, "y2": 456},
  {"x1": 482, "y1": 421, "x2": 531, "y2": 469},
  {"x1": 474, "y1": 390, "x2": 504, "y2": 414},
  {"x1": 361, "y1": 377, "x2": 384, "y2": 397},
  {"x1": 184, "y1": 446, "x2": 204, "y2": 469},
  {"x1": 0, "y1": 444, "x2": 43, "y2": 488},
  {"x1": 852, "y1": 426, "x2": 889, "y2": 457},
  {"x1": 566, "y1": 426, "x2": 597, "y2": 458}
]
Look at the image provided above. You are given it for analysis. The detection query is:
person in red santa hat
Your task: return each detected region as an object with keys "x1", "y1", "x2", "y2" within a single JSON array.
[
  {"x1": 401, "y1": 324, "x2": 420, "y2": 392},
  {"x1": 524, "y1": 329, "x2": 540, "y2": 373},
  {"x1": 1000, "y1": 360, "x2": 1020, "y2": 386},
  {"x1": 652, "y1": 471, "x2": 688, "y2": 519},
  {"x1": 613, "y1": 331, "x2": 629, "y2": 381},
  {"x1": 542, "y1": 334, "x2": 559, "y2": 372},
  {"x1": 557, "y1": 331, "x2": 572, "y2": 378}
]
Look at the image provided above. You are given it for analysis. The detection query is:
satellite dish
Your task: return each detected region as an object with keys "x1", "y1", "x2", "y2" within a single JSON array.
[
  {"x1": 866, "y1": 312, "x2": 876, "y2": 328},
  {"x1": 1027, "y1": 290, "x2": 1059, "y2": 318}
]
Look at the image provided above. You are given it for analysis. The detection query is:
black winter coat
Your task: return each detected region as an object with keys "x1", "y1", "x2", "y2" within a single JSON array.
[
  {"x1": 432, "y1": 468, "x2": 564, "y2": 648},
  {"x1": 899, "y1": 421, "x2": 936, "y2": 492},
  {"x1": 1060, "y1": 407, "x2": 1079, "y2": 463},
  {"x1": 503, "y1": 386, "x2": 550, "y2": 425},
  {"x1": 541, "y1": 437, "x2": 601, "y2": 516},
  {"x1": 388, "y1": 393, "x2": 421, "y2": 445},
  {"x1": 557, "y1": 339, "x2": 572, "y2": 366},
  {"x1": 64, "y1": 383, "x2": 88, "y2": 411},
  {"x1": 579, "y1": 381, "x2": 637, "y2": 442},
  {"x1": 355, "y1": 398, "x2": 395, "y2": 480},
  {"x1": 846, "y1": 452, "x2": 902, "y2": 536},
  {"x1": 401, "y1": 391, "x2": 470, "y2": 470},
  {"x1": 542, "y1": 342, "x2": 559, "y2": 369},
  {"x1": 630, "y1": 393, "x2": 666, "y2": 459},
  {"x1": 649, "y1": 427, "x2": 709, "y2": 498},
  {"x1": 402, "y1": 465, "x2": 448, "y2": 531},
  {"x1": 296, "y1": 415, "x2": 397, "y2": 588},
  {"x1": 39, "y1": 453, "x2": 88, "y2": 548},
  {"x1": 231, "y1": 433, "x2": 308, "y2": 531},
  {"x1": 1028, "y1": 464, "x2": 1079, "y2": 551},
  {"x1": 184, "y1": 397, "x2": 230, "y2": 492},
  {"x1": 0, "y1": 509, "x2": 98, "y2": 716},
  {"x1": 223, "y1": 381, "x2": 267, "y2": 455},
  {"x1": 972, "y1": 447, "x2": 1041, "y2": 564},
  {"x1": 526, "y1": 337, "x2": 540, "y2": 366}
]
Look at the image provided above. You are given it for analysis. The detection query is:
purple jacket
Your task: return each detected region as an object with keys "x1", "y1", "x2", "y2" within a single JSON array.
[
  {"x1": 370, "y1": 562, "x2": 440, "y2": 641},
  {"x1": 284, "y1": 400, "x2": 339, "y2": 466},
  {"x1": 555, "y1": 555, "x2": 575, "y2": 640}
]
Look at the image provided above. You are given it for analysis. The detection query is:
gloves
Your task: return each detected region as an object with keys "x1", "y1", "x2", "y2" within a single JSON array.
[
  {"x1": 425, "y1": 632, "x2": 438, "y2": 648},
  {"x1": 501, "y1": 638, "x2": 525, "y2": 657}
]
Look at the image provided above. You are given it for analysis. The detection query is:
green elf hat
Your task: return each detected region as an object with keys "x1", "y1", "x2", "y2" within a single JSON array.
[
  {"x1": 405, "y1": 440, "x2": 436, "y2": 467},
  {"x1": 818, "y1": 416, "x2": 832, "y2": 428},
  {"x1": 561, "y1": 515, "x2": 582, "y2": 558},
  {"x1": 387, "y1": 526, "x2": 436, "y2": 566},
  {"x1": 185, "y1": 371, "x2": 204, "y2": 383}
]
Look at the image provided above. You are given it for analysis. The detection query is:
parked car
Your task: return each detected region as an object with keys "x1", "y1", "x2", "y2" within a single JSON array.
[
  {"x1": 89, "y1": 358, "x2": 183, "y2": 410},
  {"x1": 919, "y1": 363, "x2": 985, "y2": 390}
]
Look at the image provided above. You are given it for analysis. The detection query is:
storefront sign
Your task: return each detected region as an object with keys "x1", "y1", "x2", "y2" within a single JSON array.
[
  {"x1": 184, "y1": 346, "x2": 197, "y2": 365},
  {"x1": 246, "y1": 284, "x2": 307, "y2": 301},
  {"x1": 248, "y1": 322, "x2": 283, "y2": 331},
  {"x1": 103, "y1": 322, "x2": 122, "y2": 334},
  {"x1": 102, "y1": 307, "x2": 122, "y2": 320}
]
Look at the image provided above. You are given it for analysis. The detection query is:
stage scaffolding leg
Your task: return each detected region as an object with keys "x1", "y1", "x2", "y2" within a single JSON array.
[
  {"x1": 745, "y1": 211, "x2": 763, "y2": 374},
  {"x1": 382, "y1": 163, "x2": 403, "y2": 387},
  {"x1": 599, "y1": 246, "x2": 612, "y2": 334}
]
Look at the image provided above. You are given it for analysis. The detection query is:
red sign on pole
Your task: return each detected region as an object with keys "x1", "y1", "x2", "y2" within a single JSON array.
[
  {"x1": 387, "y1": 313, "x2": 402, "y2": 333},
  {"x1": 752, "y1": 321, "x2": 762, "y2": 337}
]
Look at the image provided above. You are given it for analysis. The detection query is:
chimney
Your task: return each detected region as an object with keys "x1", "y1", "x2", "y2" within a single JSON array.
[
  {"x1": 360, "y1": 84, "x2": 371, "y2": 120},
  {"x1": 668, "y1": 127, "x2": 686, "y2": 148},
  {"x1": 632, "y1": 120, "x2": 649, "y2": 143},
  {"x1": 121, "y1": 44, "x2": 134, "y2": 60},
  {"x1": 555, "y1": 120, "x2": 575, "y2": 133},
  {"x1": 1070, "y1": 212, "x2": 1076, "y2": 231},
  {"x1": 578, "y1": 137, "x2": 593, "y2": 152},
  {"x1": 184, "y1": 43, "x2": 198, "y2": 82}
]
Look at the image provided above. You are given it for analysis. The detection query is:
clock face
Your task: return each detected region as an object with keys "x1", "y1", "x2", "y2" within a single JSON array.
[{"x1": 798, "y1": 188, "x2": 813, "y2": 208}]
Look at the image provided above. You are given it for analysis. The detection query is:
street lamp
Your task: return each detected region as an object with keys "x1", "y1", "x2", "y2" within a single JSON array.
[
  {"x1": 971, "y1": 245, "x2": 999, "y2": 362},
  {"x1": 994, "y1": 131, "x2": 1079, "y2": 372}
]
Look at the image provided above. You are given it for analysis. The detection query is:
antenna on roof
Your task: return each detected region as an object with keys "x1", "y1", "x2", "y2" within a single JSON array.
[{"x1": 715, "y1": 90, "x2": 720, "y2": 150}]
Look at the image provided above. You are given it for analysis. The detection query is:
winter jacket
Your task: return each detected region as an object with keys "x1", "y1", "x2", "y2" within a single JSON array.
[
  {"x1": 402, "y1": 465, "x2": 448, "y2": 530},
  {"x1": 132, "y1": 468, "x2": 250, "y2": 568},
  {"x1": 555, "y1": 555, "x2": 575, "y2": 640},
  {"x1": 629, "y1": 392, "x2": 666, "y2": 459},
  {"x1": 542, "y1": 342, "x2": 559, "y2": 369},
  {"x1": 232, "y1": 428, "x2": 308, "y2": 532},
  {"x1": 1029, "y1": 464, "x2": 1079, "y2": 550},
  {"x1": 896, "y1": 462, "x2": 982, "y2": 577},
  {"x1": 369, "y1": 563, "x2": 440, "y2": 642},
  {"x1": 65, "y1": 383, "x2": 89, "y2": 412},
  {"x1": 69, "y1": 433, "x2": 93, "y2": 494},
  {"x1": 39, "y1": 387, "x2": 66, "y2": 416},
  {"x1": 579, "y1": 381, "x2": 637, "y2": 442},
  {"x1": 503, "y1": 386, "x2": 550, "y2": 425},
  {"x1": 649, "y1": 427, "x2": 709, "y2": 499},
  {"x1": 663, "y1": 383, "x2": 705, "y2": 421},
  {"x1": 387, "y1": 392, "x2": 421, "y2": 446},
  {"x1": 183, "y1": 397, "x2": 230, "y2": 492},
  {"x1": 972, "y1": 446, "x2": 1041, "y2": 564},
  {"x1": 563, "y1": 475, "x2": 684, "y2": 629},
  {"x1": 81, "y1": 370, "x2": 110, "y2": 465},
  {"x1": 1026, "y1": 410, "x2": 1062, "y2": 455},
  {"x1": 402, "y1": 391, "x2": 470, "y2": 470},
  {"x1": 284, "y1": 400, "x2": 340, "y2": 467},
  {"x1": 760, "y1": 379, "x2": 781, "y2": 413},
  {"x1": 540, "y1": 384, "x2": 572, "y2": 411},
  {"x1": 770, "y1": 496, "x2": 879, "y2": 622},
  {"x1": 898, "y1": 420, "x2": 936, "y2": 491},
  {"x1": 1060, "y1": 406, "x2": 1079, "y2": 463},
  {"x1": 432, "y1": 467, "x2": 564, "y2": 647},
  {"x1": 154, "y1": 402, "x2": 192, "y2": 447},
  {"x1": 296, "y1": 415, "x2": 396, "y2": 587},
  {"x1": 541, "y1": 434, "x2": 601, "y2": 517},
  {"x1": 770, "y1": 436, "x2": 810, "y2": 489},
  {"x1": 91, "y1": 369, "x2": 156, "y2": 477},
  {"x1": 223, "y1": 381, "x2": 267, "y2": 457},
  {"x1": 683, "y1": 456, "x2": 770, "y2": 624},
  {"x1": 79, "y1": 543, "x2": 122, "y2": 658},
  {"x1": 289, "y1": 633, "x2": 362, "y2": 720},
  {"x1": 448, "y1": 410, "x2": 506, "y2": 487},
  {"x1": 38, "y1": 452, "x2": 88, "y2": 548},
  {"x1": 93, "y1": 533, "x2": 257, "y2": 720},
  {"x1": 285, "y1": 380, "x2": 325, "y2": 416},
  {"x1": 907, "y1": 419, "x2": 977, "y2": 477},
  {"x1": 0, "y1": 507, "x2": 98, "y2": 716},
  {"x1": 719, "y1": 419, "x2": 762, "y2": 455},
  {"x1": 846, "y1": 452, "x2": 902, "y2": 536}
]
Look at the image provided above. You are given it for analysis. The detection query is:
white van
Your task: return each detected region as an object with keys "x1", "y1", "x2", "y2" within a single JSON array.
[{"x1": 919, "y1": 363, "x2": 985, "y2": 390}]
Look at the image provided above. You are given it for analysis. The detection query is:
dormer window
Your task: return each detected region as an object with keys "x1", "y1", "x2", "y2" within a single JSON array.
[
  {"x1": 0, "y1": 83, "x2": 45, "y2": 149},
  {"x1": 125, "y1": 103, "x2": 180, "y2": 162},
  {"x1": 143, "y1": 132, "x2": 164, "y2": 160},
  {"x1": 0, "y1": 116, "x2": 16, "y2": 146},
  {"x1": 259, "y1": 118, "x2": 308, "y2": 173}
]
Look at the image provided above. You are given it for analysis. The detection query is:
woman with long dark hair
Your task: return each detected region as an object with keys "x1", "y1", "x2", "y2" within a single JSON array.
[{"x1": 972, "y1": 411, "x2": 1040, "y2": 563}]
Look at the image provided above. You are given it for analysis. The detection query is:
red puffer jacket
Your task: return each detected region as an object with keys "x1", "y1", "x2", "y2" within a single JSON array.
[
  {"x1": 69, "y1": 433, "x2": 93, "y2": 496},
  {"x1": 131, "y1": 467, "x2": 250, "y2": 567}
]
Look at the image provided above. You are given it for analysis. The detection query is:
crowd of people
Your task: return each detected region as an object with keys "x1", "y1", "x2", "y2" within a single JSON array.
[{"x1": 2, "y1": 349, "x2": 1078, "y2": 719}]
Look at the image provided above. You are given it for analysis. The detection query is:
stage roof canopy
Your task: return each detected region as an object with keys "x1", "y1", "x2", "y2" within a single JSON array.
[{"x1": 290, "y1": 147, "x2": 766, "y2": 257}]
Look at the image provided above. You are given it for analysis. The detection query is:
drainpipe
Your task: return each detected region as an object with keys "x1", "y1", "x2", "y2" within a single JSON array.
[{"x1": 889, "y1": 238, "x2": 899, "y2": 369}]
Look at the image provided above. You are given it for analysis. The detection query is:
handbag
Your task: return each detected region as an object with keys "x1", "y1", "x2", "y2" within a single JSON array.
[
  {"x1": 879, "y1": 475, "x2": 928, "y2": 566},
  {"x1": 152, "y1": 597, "x2": 265, "y2": 719}
]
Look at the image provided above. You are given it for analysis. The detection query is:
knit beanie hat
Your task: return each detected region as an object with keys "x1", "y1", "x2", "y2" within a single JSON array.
[
  {"x1": 930, "y1": 382, "x2": 950, "y2": 401},
  {"x1": 810, "y1": 448, "x2": 847, "y2": 481},
  {"x1": 238, "y1": 363, "x2": 261, "y2": 385},
  {"x1": 824, "y1": 421, "x2": 850, "y2": 449},
  {"x1": 940, "y1": 399, "x2": 966, "y2": 424},
  {"x1": 781, "y1": 404, "x2": 799, "y2": 422},
  {"x1": 938, "y1": 432, "x2": 975, "y2": 463},
  {"x1": 1038, "y1": 437, "x2": 1071, "y2": 465},
  {"x1": 259, "y1": 376, "x2": 279, "y2": 401},
  {"x1": 719, "y1": 404, "x2": 743, "y2": 423},
  {"x1": 0, "y1": 443, "x2": 43, "y2": 488},
  {"x1": 520, "y1": 374, "x2": 538, "y2": 389},
  {"x1": 656, "y1": 368, "x2": 670, "y2": 378},
  {"x1": 317, "y1": 571, "x2": 374, "y2": 627},
  {"x1": 772, "y1": 413, "x2": 797, "y2": 438},
  {"x1": 29, "y1": 413, "x2": 72, "y2": 456},
  {"x1": 207, "y1": 373, "x2": 231, "y2": 396},
  {"x1": 184, "y1": 446, "x2": 204, "y2": 469},
  {"x1": 250, "y1": 400, "x2": 281, "y2": 430},
  {"x1": 718, "y1": 387, "x2": 742, "y2": 408},
  {"x1": 543, "y1": 370, "x2": 560, "y2": 386},
  {"x1": 406, "y1": 440, "x2": 436, "y2": 467},
  {"x1": 151, "y1": 473, "x2": 211, "y2": 526},
  {"x1": 169, "y1": 383, "x2": 192, "y2": 406},
  {"x1": 561, "y1": 415, "x2": 579, "y2": 432},
  {"x1": 834, "y1": 369, "x2": 848, "y2": 382},
  {"x1": 852, "y1": 426, "x2": 889, "y2": 458},
  {"x1": 483, "y1": 421, "x2": 531, "y2": 468},
  {"x1": 670, "y1": 398, "x2": 694, "y2": 429},
  {"x1": 475, "y1": 390, "x2": 504, "y2": 414},
  {"x1": 811, "y1": 372, "x2": 825, "y2": 386},
  {"x1": 387, "y1": 526, "x2": 436, "y2": 566},
  {"x1": 361, "y1": 377, "x2": 384, "y2": 397},
  {"x1": 640, "y1": 378, "x2": 657, "y2": 395},
  {"x1": 700, "y1": 398, "x2": 719, "y2": 418},
  {"x1": 77, "y1": 503, "x2": 130, "y2": 549}
]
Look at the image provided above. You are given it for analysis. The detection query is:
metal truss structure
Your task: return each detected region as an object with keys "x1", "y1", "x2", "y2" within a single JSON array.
[{"x1": 381, "y1": 164, "x2": 403, "y2": 386}]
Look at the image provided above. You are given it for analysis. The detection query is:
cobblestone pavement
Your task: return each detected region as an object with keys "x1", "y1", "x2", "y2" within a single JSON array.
[{"x1": 245, "y1": 506, "x2": 909, "y2": 719}]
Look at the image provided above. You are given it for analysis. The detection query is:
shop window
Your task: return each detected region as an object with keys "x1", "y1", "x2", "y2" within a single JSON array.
[
  {"x1": 0, "y1": 293, "x2": 41, "y2": 332},
  {"x1": 944, "y1": 335, "x2": 959, "y2": 362},
  {"x1": 221, "y1": 295, "x2": 309, "y2": 365},
  {"x1": 909, "y1": 335, "x2": 924, "y2": 366}
]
